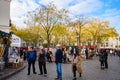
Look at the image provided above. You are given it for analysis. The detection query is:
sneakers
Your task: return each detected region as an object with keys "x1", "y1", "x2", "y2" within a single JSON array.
[
  {"x1": 27, "y1": 72, "x2": 37, "y2": 75},
  {"x1": 44, "y1": 74, "x2": 47, "y2": 77},
  {"x1": 105, "y1": 67, "x2": 108, "y2": 69},
  {"x1": 38, "y1": 74, "x2": 47, "y2": 77},
  {"x1": 73, "y1": 77, "x2": 76, "y2": 80},
  {"x1": 101, "y1": 67, "x2": 104, "y2": 70},
  {"x1": 33, "y1": 72, "x2": 37, "y2": 74},
  {"x1": 27, "y1": 73, "x2": 30, "y2": 75}
]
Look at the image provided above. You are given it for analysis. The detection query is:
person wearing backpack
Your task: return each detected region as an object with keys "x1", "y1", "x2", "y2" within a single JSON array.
[{"x1": 27, "y1": 46, "x2": 37, "y2": 75}]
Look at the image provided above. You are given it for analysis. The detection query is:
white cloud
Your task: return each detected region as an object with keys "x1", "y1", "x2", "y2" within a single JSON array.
[
  {"x1": 38, "y1": 0, "x2": 103, "y2": 15},
  {"x1": 10, "y1": 0, "x2": 77, "y2": 27},
  {"x1": 10, "y1": 0, "x2": 120, "y2": 34},
  {"x1": 11, "y1": 16, "x2": 27, "y2": 28},
  {"x1": 10, "y1": 0, "x2": 39, "y2": 27},
  {"x1": 69, "y1": 0, "x2": 103, "y2": 15}
]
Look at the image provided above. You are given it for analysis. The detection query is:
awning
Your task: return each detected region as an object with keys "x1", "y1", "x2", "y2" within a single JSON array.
[{"x1": 0, "y1": 30, "x2": 10, "y2": 38}]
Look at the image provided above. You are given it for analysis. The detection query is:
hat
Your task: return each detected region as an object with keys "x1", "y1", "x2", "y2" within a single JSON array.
[{"x1": 56, "y1": 44, "x2": 60, "y2": 47}]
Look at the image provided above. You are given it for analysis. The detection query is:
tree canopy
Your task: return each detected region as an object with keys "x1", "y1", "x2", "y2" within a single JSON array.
[{"x1": 11, "y1": 2, "x2": 118, "y2": 48}]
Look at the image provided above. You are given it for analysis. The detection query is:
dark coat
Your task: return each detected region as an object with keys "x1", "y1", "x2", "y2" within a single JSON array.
[
  {"x1": 27, "y1": 51, "x2": 37, "y2": 61},
  {"x1": 55, "y1": 49, "x2": 63, "y2": 63},
  {"x1": 38, "y1": 49, "x2": 46, "y2": 63},
  {"x1": 71, "y1": 55, "x2": 82, "y2": 73},
  {"x1": 99, "y1": 53, "x2": 105, "y2": 62},
  {"x1": 104, "y1": 52, "x2": 108, "y2": 60}
]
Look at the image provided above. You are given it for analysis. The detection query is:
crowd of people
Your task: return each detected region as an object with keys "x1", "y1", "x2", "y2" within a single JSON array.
[
  {"x1": 17, "y1": 45, "x2": 120, "y2": 80},
  {"x1": 25, "y1": 45, "x2": 83, "y2": 80}
]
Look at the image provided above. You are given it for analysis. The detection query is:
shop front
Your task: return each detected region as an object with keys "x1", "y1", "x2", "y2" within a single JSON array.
[{"x1": 0, "y1": 30, "x2": 11, "y2": 71}]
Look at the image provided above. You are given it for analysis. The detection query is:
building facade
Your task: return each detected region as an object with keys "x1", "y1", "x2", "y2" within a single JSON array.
[
  {"x1": 100, "y1": 36, "x2": 120, "y2": 49},
  {"x1": 0, "y1": 0, "x2": 11, "y2": 33},
  {"x1": 0, "y1": 0, "x2": 11, "y2": 61}
]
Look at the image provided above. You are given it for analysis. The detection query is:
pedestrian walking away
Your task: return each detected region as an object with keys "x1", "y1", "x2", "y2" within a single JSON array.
[{"x1": 63, "y1": 48, "x2": 67, "y2": 63}]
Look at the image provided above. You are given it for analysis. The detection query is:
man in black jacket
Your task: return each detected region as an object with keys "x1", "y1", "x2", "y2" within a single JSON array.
[
  {"x1": 104, "y1": 50, "x2": 108, "y2": 69},
  {"x1": 99, "y1": 50, "x2": 105, "y2": 69},
  {"x1": 55, "y1": 44, "x2": 63, "y2": 80}
]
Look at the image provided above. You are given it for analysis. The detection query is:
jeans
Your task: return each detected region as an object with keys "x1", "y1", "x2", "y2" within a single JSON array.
[{"x1": 56, "y1": 63, "x2": 62, "y2": 79}]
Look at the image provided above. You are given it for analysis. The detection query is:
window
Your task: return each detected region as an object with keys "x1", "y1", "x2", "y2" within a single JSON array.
[{"x1": 106, "y1": 42, "x2": 108, "y2": 47}]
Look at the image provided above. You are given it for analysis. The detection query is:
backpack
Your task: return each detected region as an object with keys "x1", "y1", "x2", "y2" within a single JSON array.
[{"x1": 99, "y1": 53, "x2": 105, "y2": 61}]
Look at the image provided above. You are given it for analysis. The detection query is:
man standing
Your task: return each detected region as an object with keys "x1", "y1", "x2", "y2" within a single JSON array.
[
  {"x1": 104, "y1": 50, "x2": 108, "y2": 69},
  {"x1": 99, "y1": 50, "x2": 105, "y2": 69},
  {"x1": 27, "y1": 46, "x2": 37, "y2": 75},
  {"x1": 85, "y1": 48, "x2": 88, "y2": 59},
  {"x1": 55, "y1": 44, "x2": 63, "y2": 80},
  {"x1": 38, "y1": 47, "x2": 47, "y2": 77}
]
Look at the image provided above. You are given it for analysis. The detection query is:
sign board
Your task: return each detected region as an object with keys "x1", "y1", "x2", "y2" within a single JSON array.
[{"x1": 11, "y1": 35, "x2": 21, "y2": 47}]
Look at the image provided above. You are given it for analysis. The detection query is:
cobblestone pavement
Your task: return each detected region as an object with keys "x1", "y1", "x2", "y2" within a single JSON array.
[{"x1": 6, "y1": 55, "x2": 120, "y2": 80}]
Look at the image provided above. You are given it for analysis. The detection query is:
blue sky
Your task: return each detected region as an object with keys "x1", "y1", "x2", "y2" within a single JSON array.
[{"x1": 10, "y1": 0, "x2": 120, "y2": 34}]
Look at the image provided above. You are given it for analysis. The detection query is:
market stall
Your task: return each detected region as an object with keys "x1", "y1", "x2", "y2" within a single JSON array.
[
  {"x1": 7, "y1": 34, "x2": 24, "y2": 69},
  {"x1": 8, "y1": 47, "x2": 24, "y2": 69},
  {"x1": 0, "y1": 30, "x2": 10, "y2": 70}
]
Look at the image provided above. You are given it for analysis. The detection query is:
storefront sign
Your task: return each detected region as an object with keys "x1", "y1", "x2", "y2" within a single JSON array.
[{"x1": 11, "y1": 35, "x2": 21, "y2": 47}]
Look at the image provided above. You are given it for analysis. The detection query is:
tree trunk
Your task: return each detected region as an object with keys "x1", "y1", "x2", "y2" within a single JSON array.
[{"x1": 47, "y1": 33, "x2": 51, "y2": 51}]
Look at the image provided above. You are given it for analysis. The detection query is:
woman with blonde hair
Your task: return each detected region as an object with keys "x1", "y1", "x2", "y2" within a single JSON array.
[
  {"x1": 37, "y1": 47, "x2": 47, "y2": 77},
  {"x1": 71, "y1": 48, "x2": 82, "y2": 80}
]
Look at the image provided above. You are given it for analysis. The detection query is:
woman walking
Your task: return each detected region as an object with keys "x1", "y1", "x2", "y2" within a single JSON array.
[
  {"x1": 71, "y1": 48, "x2": 82, "y2": 80},
  {"x1": 63, "y1": 48, "x2": 67, "y2": 63}
]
